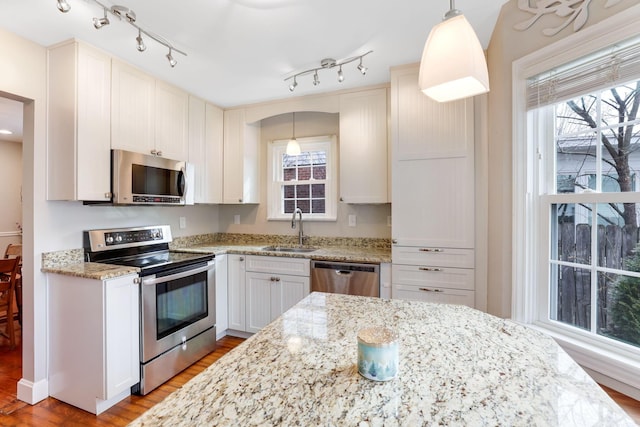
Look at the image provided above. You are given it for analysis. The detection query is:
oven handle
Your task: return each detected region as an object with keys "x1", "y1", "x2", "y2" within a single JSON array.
[{"x1": 141, "y1": 262, "x2": 214, "y2": 286}]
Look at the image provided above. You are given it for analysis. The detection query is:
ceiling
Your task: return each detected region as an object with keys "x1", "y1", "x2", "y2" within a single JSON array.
[{"x1": 0, "y1": 0, "x2": 508, "y2": 142}]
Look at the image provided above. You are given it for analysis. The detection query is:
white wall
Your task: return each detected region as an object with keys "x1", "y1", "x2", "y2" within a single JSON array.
[
  {"x1": 218, "y1": 111, "x2": 392, "y2": 238},
  {"x1": 0, "y1": 140, "x2": 22, "y2": 251}
]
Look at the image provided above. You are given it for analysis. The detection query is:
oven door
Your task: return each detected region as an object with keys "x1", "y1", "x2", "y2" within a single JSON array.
[{"x1": 140, "y1": 260, "x2": 215, "y2": 363}]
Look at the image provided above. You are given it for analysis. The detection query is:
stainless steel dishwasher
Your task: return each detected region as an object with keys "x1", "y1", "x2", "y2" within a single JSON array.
[{"x1": 311, "y1": 260, "x2": 380, "y2": 297}]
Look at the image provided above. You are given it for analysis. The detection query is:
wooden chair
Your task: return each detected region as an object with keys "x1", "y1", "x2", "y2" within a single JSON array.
[
  {"x1": 0, "y1": 257, "x2": 20, "y2": 349},
  {"x1": 4, "y1": 244, "x2": 22, "y2": 326}
]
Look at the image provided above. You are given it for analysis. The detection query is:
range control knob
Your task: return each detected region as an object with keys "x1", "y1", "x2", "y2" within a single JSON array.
[
  {"x1": 115, "y1": 235, "x2": 123, "y2": 243},
  {"x1": 106, "y1": 236, "x2": 114, "y2": 244}
]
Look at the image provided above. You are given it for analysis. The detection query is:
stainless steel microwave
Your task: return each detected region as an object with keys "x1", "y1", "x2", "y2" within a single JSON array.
[{"x1": 111, "y1": 149, "x2": 188, "y2": 205}]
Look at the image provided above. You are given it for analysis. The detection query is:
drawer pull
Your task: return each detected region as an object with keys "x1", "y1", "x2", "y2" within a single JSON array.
[
  {"x1": 419, "y1": 288, "x2": 444, "y2": 293},
  {"x1": 419, "y1": 267, "x2": 443, "y2": 272},
  {"x1": 419, "y1": 248, "x2": 444, "y2": 253}
]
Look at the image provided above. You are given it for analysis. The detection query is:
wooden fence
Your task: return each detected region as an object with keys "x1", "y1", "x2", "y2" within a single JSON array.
[{"x1": 556, "y1": 223, "x2": 639, "y2": 331}]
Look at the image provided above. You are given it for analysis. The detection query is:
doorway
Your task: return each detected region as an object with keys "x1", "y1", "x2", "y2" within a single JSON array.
[{"x1": 0, "y1": 95, "x2": 24, "y2": 413}]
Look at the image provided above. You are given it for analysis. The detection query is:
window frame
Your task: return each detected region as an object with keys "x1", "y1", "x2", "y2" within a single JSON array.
[
  {"x1": 266, "y1": 135, "x2": 337, "y2": 221},
  {"x1": 512, "y1": 7, "x2": 640, "y2": 393}
]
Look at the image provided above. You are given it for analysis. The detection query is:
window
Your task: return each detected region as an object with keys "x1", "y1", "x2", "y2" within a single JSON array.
[
  {"x1": 267, "y1": 135, "x2": 337, "y2": 221},
  {"x1": 513, "y1": 15, "x2": 640, "y2": 389}
]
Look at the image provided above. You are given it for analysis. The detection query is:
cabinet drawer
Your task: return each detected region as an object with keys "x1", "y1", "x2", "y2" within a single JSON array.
[
  {"x1": 392, "y1": 264, "x2": 474, "y2": 291},
  {"x1": 392, "y1": 246, "x2": 474, "y2": 268},
  {"x1": 392, "y1": 283, "x2": 475, "y2": 308},
  {"x1": 245, "y1": 255, "x2": 310, "y2": 276}
]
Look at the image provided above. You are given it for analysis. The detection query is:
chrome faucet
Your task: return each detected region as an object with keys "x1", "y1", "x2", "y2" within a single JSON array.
[{"x1": 291, "y1": 207, "x2": 304, "y2": 246}]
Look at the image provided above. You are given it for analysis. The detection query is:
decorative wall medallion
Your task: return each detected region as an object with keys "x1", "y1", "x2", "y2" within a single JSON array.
[{"x1": 514, "y1": 0, "x2": 622, "y2": 36}]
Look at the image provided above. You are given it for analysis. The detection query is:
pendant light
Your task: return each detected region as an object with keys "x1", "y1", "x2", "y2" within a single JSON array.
[
  {"x1": 418, "y1": 0, "x2": 489, "y2": 102},
  {"x1": 286, "y1": 112, "x2": 301, "y2": 156}
]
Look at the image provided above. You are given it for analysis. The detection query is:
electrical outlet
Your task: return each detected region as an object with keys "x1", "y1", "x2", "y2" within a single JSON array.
[
  {"x1": 348, "y1": 214, "x2": 357, "y2": 227},
  {"x1": 179, "y1": 217, "x2": 187, "y2": 229},
  {"x1": 234, "y1": 214, "x2": 241, "y2": 225}
]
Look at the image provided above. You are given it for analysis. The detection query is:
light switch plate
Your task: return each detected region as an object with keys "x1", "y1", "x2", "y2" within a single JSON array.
[
  {"x1": 234, "y1": 214, "x2": 241, "y2": 225},
  {"x1": 179, "y1": 217, "x2": 186, "y2": 229},
  {"x1": 348, "y1": 214, "x2": 356, "y2": 227}
]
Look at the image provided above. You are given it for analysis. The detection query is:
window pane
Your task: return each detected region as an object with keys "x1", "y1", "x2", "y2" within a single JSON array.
[
  {"x1": 601, "y1": 126, "x2": 640, "y2": 193},
  {"x1": 596, "y1": 203, "x2": 640, "y2": 270},
  {"x1": 550, "y1": 264, "x2": 591, "y2": 331},
  {"x1": 297, "y1": 200, "x2": 310, "y2": 213},
  {"x1": 284, "y1": 200, "x2": 295, "y2": 214},
  {"x1": 556, "y1": 96, "x2": 598, "y2": 135},
  {"x1": 283, "y1": 185, "x2": 295, "y2": 199},
  {"x1": 312, "y1": 199, "x2": 325, "y2": 214},
  {"x1": 312, "y1": 184, "x2": 325, "y2": 198},
  {"x1": 599, "y1": 271, "x2": 640, "y2": 348},
  {"x1": 600, "y1": 83, "x2": 640, "y2": 126},
  {"x1": 296, "y1": 185, "x2": 310, "y2": 198},
  {"x1": 298, "y1": 167, "x2": 311, "y2": 181},
  {"x1": 551, "y1": 203, "x2": 591, "y2": 264},
  {"x1": 313, "y1": 165, "x2": 326, "y2": 180},
  {"x1": 284, "y1": 168, "x2": 296, "y2": 181},
  {"x1": 310, "y1": 151, "x2": 326, "y2": 166},
  {"x1": 556, "y1": 132, "x2": 597, "y2": 193}
]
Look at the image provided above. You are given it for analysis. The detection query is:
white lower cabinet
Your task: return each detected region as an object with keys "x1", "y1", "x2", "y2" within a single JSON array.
[
  {"x1": 228, "y1": 255, "x2": 310, "y2": 334},
  {"x1": 48, "y1": 273, "x2": 140, "y2": 414}
]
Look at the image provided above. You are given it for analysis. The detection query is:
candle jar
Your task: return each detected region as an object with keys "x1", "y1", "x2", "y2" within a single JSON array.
[{"x1": 357, "y1": 327, "x2": 398, "y2": 381}]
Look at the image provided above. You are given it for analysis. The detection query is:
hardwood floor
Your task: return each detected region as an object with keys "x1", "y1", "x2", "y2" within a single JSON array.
[{"x1": 0, "y1": 323, "x2": 639, "y2": 425}]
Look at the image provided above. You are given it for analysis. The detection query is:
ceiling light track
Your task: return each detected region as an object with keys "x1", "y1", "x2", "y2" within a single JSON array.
[
  {"x1": 55, "y1": 0, "x2": 187, "y2": 67},
  {"x1": 285, "y1": 50, "x2": 372, "y2": 92}
]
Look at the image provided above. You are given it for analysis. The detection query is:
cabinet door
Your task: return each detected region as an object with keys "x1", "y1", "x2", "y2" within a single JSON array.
[
  {"x1": 189, "y1": 96, "x2": 207, "y2": 202},
  {"x1": 205, "y1": 102, "x2": 224, "y2": 203},
  {"x1": 223, "y1": 109, "x2": 260, "y2": 204},
  {"x1": 155, "y1": 80, "x2": 189, "y2": 160},
  {"x1": 339, "y1": 88, "x2": 389, "y2": 203},
  {"x1": 227, "y1": 254, "x2": 246, "y2": 331},
  {"x1": 104, "y1": 275, "x2": 140, "y2": 399},
  {"x1": 215, "y1": 254, "x2": 228, "y2": 335},
  {"x1": 392, "y1": 283, "x2": 475, "y2": 307},
  {"x1": 245, "y1": 272, "x2": 273, "y2": 333},
  {"x1": 111, "y1": 60, "x2": 155, "y2": 154},
  {"x1": 47, "y1": 41, "x2": 111, "y2": 201},
  {"x1": 272, "y1": 274, "x2": 310, "y2": 318}
]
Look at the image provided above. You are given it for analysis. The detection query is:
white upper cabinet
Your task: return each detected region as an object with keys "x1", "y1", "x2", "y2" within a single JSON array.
[
  {"x1": 111, "y1": 60, "x2": 189, "y2": 161},
  {"x1": 155, "y1": 80, "x2": 189, "y2": 160},
  {"x1": 223, "y1": 109, "x2": 260, "y2": 204},
  {"x1": 188, "y1": 96, "x2": 223, "y2": 204},
  {"x1": 111, "y1": 59, "x2": 155, "y2": 155},
  {"x1": 339, "y1": 88, "x2": 389, "y2": 204},
  {"x1": 391, "y1": 64, "x2": 475, "y2": 249},
  {"x1": 47, "y1": 40, "x2": 112, "y2": 201}
]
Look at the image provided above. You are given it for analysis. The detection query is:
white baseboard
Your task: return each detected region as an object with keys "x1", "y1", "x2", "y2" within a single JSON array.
[{"x1": 17, "y1": 377, "x2": 48, "y2": 405}]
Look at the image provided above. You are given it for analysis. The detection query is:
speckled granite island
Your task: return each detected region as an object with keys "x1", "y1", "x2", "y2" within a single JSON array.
[{"x1": 128, "y1": 293, "x2": 633, "y2": 426}]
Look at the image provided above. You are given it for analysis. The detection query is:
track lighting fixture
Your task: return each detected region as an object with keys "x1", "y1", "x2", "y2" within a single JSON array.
[
  {"x1": 289, "y1": 76, "x2": 298, "y2": 92},
  {"x1": 285, "y1": 50, "x2": 372, "y2": 92},
  {"x1": 56, "y1": 0, "x2": 187, "y2": 67},
  {"x1": 93, "y1": 7, "x2": 110, "y2": 29},
  {"x1": 136, "y1": 29, "x2": 146, "y2": 52},
  {"x1": 166, "y1": 49, "x2": 177, "y2": 67},
  {"x1": 418, "y1": 0, "x2": 489, "y2": 102},
  {"x1": 56, "y1": 0, "x2": 70, "y2": 13},
  {"x1": 286, "y1": 112, "x2": 301, "y2": 156}
]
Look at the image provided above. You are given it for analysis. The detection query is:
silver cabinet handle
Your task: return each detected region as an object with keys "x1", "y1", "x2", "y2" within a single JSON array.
[
  {"x1": 419, "y1": 267, "x2": 443, "y2": 272},
  {"x1": 392, "y1": 239, "x2": 398, "y2": 244},
  {"x1": 419, "y1": 288, "x2": 444, "y2": 293},
  {"x1": 239, "y1": 257, "x2": 244, "y2": 261},
  {"x1": 419, "y1": 248, "x2": 444, "y2": 252}
]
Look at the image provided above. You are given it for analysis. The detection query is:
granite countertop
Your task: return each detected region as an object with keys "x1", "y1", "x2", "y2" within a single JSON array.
[
  {"x1": 41, "y1": 234, "x2": 391, "y2": 280},
  {"x1": 128, "y1": 293, "x2": 634, "y2": 426}
]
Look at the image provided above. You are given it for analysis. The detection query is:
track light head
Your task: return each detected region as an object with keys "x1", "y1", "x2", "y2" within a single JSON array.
[
  {"x1": 337, "y1": 66, "x2": 344, "y2": 83},
  {"x1": 136, "y1": 30, "x2": 146, "y2": 52},
  {"x1": 166, "y1": 49, "x2": 177, "y2": 67},
  {"x1": 56, "y1": 0, "x2": 70, "y2": 13},
  {"x1": 289, "y1": 77, "x2": 298, "y2": 92},
  {"x1": 93, "y1": 8, "x2": 110, "y2": 29},
  {"x1": 357, "y1": 58, "x2": 367, "y2": 75},
  {"x1": 313, "y1": 71, "x2": 320, "y2": 86}
]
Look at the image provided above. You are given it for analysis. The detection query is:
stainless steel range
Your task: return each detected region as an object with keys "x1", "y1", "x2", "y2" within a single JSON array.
[{"x1": 84, "y1": 225, "x2": 216, "y2": 395}]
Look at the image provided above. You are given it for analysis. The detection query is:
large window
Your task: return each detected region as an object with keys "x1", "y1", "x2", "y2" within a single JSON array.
[
  {"x1": 267, "y1": 135, "x2": 337, "y2": 221},
  {"x1": 513, "y1": 18, "x2": 640, "y2": 389}
]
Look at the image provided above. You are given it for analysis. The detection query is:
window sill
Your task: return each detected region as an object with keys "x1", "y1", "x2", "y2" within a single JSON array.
[
  {"x1": 267, "y1": 216, "x2": 337, "y2": 222},
  {"x1": 521, "y1": 321, "x2": 640, "y2": 398}
]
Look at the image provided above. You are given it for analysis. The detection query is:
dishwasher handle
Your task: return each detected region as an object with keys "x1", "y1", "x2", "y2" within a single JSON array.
[
  {"x1": 312, "y1": 261, "x2": 378, "y2": 273},
  {"x1": 335, "y1": 270, "x2": 352, "y2": 276}
]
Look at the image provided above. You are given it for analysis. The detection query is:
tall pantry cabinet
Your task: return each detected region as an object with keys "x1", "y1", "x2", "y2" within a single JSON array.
[{"x1": 390, "y1": 64, "x2": 476, "y2": 308}]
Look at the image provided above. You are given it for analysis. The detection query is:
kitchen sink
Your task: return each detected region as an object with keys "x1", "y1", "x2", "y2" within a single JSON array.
[{"x1": 261, "y1": 246, "x2": 317, "y2": 253}]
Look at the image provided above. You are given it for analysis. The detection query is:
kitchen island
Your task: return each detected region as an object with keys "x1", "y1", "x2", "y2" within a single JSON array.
[{"x1": 130, "y1": 293, "x2": 632, "y2": 426}]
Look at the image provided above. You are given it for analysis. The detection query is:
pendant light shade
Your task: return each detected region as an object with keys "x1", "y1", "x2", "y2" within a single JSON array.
[
  {"x1": 286, "y1": 112, "x2": 301, "y2": 156},
  {"x1": 418, "y1": 12, "x2": 489, "y2": 102}
]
